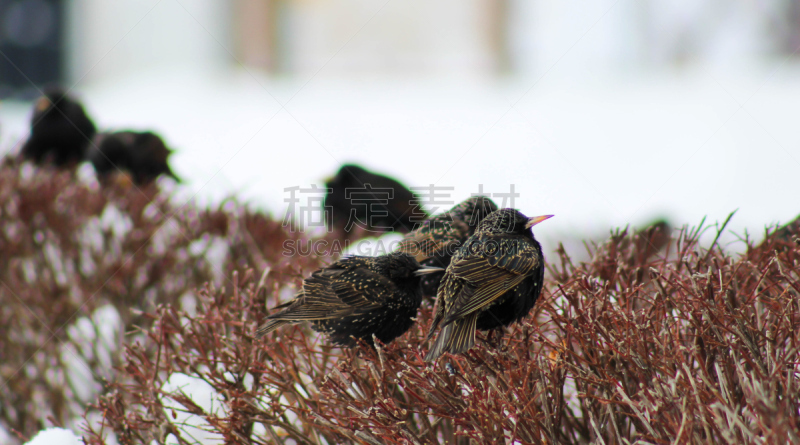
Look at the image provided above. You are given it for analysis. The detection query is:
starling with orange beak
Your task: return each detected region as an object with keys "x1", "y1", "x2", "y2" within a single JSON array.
[
  {"x1": 425, "y1": 209, "x2": 552, "y2": 361},
  {"x1": 20, "y1": 87, "x2": 96, "y2": 167}
]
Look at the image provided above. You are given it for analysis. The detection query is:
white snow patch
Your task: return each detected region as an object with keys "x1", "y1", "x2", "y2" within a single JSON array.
[
  {"x1": 60, "y1": 346, "x2": 100, "y2": 403},
  {"x1": 150, "y1": 218, "x2": 182, "y2": 257},
  {"x1": 21, "y1": 257, "x2": 37, "y2": 283},
  {"x1": 341, "y1": 232, "x2": 404, "y2": 257},
  {"x1": 100, "y1": 204, "x2": 133, "y2": 241},
  {"x1": 180, "y1": 291, "x2": 198, "y2": 317},
  {"x1": 161, "y1": 373, "x2": 227, "y2": 445},
  {"x1": 80, "y1": 217, "x2": 104, "y2": 252},
  {"x1": 76, "y1": 163, "x2": 99, "y2": 187},
  {"x1": 24, "y1": 428, "x2": 82, "y2": 445},
  {"x1": 76, "y1": 411, "x2": 119, "y2": 445},
  {"x1": 43, "y1": 242, "x2": 68, "y2": 287},
  {"x1": 278, "y1": 285, "x2": 297, "y2": 302},
  {"x1": 188, "y1": 235, "x2": 230, "y2": 285},
  {"x1": 60, "y1": 305, "x2": 122, "y2": 403},
  {"x1": 562, "y1": 376, "x2": 582, "y2": 417},
  {"x1": 0, "y1": 426, "x2": 13, "y2": 444},
  {"x1": 205, "y1": 236, "x2": 230, "y2": 285},
  {"x1": 222, "y1": 371, "x2": 255, "y2": 391},
  {"x1": 18, "y1": 162, "x2": 35, "y2": 182}
]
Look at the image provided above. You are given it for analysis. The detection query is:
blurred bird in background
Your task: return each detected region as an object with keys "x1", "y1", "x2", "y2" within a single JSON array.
[
  {"x1": 257, "y1": 252, "x2": 442, "y2": 347},
  {"x1": 89, "y1": 131, "x2": 180, "y2": 186},
  {"x1": 396, "y1": 196, "x2": 498, "y2": 298},
  {"x1": 323, "y1": 164, "x2": 428, "y2": 238},
  {"x1": 425, "y1": 209, "x2": 552, "y2": 361},
  {"x1": 634, "y1": 218, "x2": 672, "y2": 261},
  {"x1": 19, "y1": 87, "x2": 96, "y2": 167}
]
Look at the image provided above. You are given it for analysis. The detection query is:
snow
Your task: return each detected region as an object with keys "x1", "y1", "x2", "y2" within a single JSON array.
[
  {"x1": 0, "y1": 427, "x2": 13, "y2": 444},
  {"x1": 8, "y1": 62, "x2": 800, "y2": 445},
  {"x1": 8, "y1": 3, "x2": 799, "y2": 443},
  {"x1": 23, "y1": 428, "x2": 83, "y2": 445},
  {"x1": 187, "y1": 235, "x2": 230, "y2": 285},
  {"x1": 341, "y1": 232, "x2": 405, "y2": 257},
  {"x1": 8, "y1": 70, "x2": 799, "y2": 442},
  {"x1": 161, "y1": 372, "x2": 227, "y2": 445},
  {"x1": 3, "y1": 68, "x2": 799, "y2": 256},
  {"x1": 99, "y1": 204, "x2": 133, "y2": 242}
]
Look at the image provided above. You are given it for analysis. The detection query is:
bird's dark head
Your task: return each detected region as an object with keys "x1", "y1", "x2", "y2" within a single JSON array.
[
  {"x1": 373, "y1": 252, "x2": 443, "y2": 279},
  {"x1": 31, "y1": 87, "x2": 95, "y2": 137},
  {"x1": 478, "y1": 209, "x2": 553, "y2": 236},
  {"x1": 452, "y1": 196, "x2": 499, "y2": 228},
  {"x1": 33, "y1": 87, "x2": 70, "y2": 114},
  {"x1": 134, "y1": 132, "x2": 181, "y2": 182},
  {"x1": 326, "y1": 164, "x2": 369, "y2": 188}
]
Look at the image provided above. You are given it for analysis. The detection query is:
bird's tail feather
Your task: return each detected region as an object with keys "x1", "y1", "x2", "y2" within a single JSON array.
[
  {"x1": 425, "y1": 310, "x2": 444, "y2": 342},
  {"x1": 424, "y1": 313, "x2": 478, "y2": 361},
  {"x1": 255, "y1": 319, "x2": 292, "y2": 338}
]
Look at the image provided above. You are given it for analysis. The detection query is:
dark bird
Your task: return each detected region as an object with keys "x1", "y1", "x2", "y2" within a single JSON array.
[
  {"x1": 323, "y1": 164, "x2": 428, "y2": 237},
  {"x1": 396, "y1": 196, "x2": 498, "y2": 297},
  {"x1": 89, "y1": 131, "x2": 180, "y2": 185},
  {"x1": 20, "y1": 87, "x2": 96, "y2": 167},
  {"x1": 257, "y1": 252, "x2": 443, "y2": 346},
  {"x1": 425, "y1": 209, "x2": 552, "y2": 361},
  {"x1": 633, "y1": 218, "x2": 672, "y2": 263},
  {"x1": 772, "y1": 214, "x2": 800, "y2": 243}
]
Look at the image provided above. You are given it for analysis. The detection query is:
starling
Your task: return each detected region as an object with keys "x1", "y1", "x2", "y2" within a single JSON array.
[
  {"x1": 396, "y1": 196, "x2": 498, "y2": 297},
  {"x1": 20, "y1": 87, "x2": 96, "y2": 167},
  {"x1": 323, "y1": 164, "x2": 428, "y2": 236},
  {"x1": 89, "y1": 131, "x2": 180, "y2": 185},
  {"x1": 425, "y1": 209, "x2": 552, "y2": 361},
  {"x1": 256, "y1": 252, "x2": 443, "y2": 346},
  {"x1": 633, "y1": 218, "x2": 672, "y2": 263}
]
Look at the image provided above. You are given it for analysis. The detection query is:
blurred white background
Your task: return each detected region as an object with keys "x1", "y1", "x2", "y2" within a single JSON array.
[{"x1": 1, "y1": 0, "x2": 799, "y2": 249}]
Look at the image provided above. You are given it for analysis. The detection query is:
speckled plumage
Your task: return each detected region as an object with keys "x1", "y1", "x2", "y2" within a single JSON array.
[
  {"x1": 425, "y1": 209, "x2": 550, "y2": 361},
  {"x1": 20, "y1": 88, "x2": 96, "y2": 167},
  {"x1": 257, "y1": 252, "x2": 441, "y2": 346},
  {"x1": 396, "y1": 196, "x2": 498, "y2": 297}
]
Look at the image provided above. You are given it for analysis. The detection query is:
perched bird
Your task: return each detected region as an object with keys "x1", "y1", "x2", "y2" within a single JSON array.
[
  {"x1": 89, "y1": 131, "x2": 180, "y2": 185},
  {"x1": 257, "y1": 252, "x2": 443, "y2": 346},
  {"x1": 633, "y1": 218, "x2": 672, "y2": 263},
  {"x1": 324, "y1": 164, "x2": 428, "y2": 236},
  {"x1": 396, "y1": 196, "x2": 498, "y2": 297},
  {"x1": 425, "y1": 209, "x2": 552, "y2": 361},
  {"x1": 771, "y1": 214, "x2": 800, "y2": 243},
  {"x1": 20, "y1": 87, "x2": 96, "y2": 166}
]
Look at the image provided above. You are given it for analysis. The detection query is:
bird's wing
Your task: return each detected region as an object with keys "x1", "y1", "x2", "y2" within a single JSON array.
[
  {"x1": 396, "y1": 215, "x2": 467, "y2": 262},
  {"x1": 425, "y1": 270, "x2": 461, "y2": 340},
  {"x1": 267, "y1": 257, "x2": 394, "y2": 323},
  {"x1": 441, "y1": 236, "x2": 540, "y2": 324},
  {"x1": 326, "y1": 267, "x2": 397, "y2": 307}
]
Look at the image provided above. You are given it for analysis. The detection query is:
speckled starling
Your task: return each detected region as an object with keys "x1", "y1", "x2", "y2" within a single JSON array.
[
  {"x1": 257, "y1": 252, "x2": 443, "y2": 346},
  {"x1": 20, "y1": 87, "x2": 96, "y2": 167},
  {"x1": 396, "y1": 196, "x2": 498, "y2": 297},
  {"x1": 425, "y1": 209, "x2": 552, "y2": 361},
  {"x1": 324, "y1": 164, "x2": 428, "y2": 236},
  {"x1": 89, "y1": 131, "x2": 180, "y2": 185}
]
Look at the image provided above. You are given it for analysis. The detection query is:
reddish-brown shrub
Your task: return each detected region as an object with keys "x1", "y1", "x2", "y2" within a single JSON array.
[
  {"x1": 0, "y1": 158, "x2": 319, "y2": 443},
  {"x1": 80, "y1": 211, "x2": 800, "y2": 443},
  {"x1": 3, "y1": 156, "x2": 799, "y2": 444}
]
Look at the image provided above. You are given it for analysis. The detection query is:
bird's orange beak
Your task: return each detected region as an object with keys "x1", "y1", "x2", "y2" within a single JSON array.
[
  {"x1": 114, "y1": 172, "x2": 134, "y2": 189},
  {"x1": 525, "y1": 214, "x2": 553, "y2": 229},
  {"x1": 35, "y1": 97, "x2": 51, "y2": 112}
]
